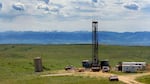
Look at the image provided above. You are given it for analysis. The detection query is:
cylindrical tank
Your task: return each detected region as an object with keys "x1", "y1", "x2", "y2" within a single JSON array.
[
  {"x1": 82, "y1": 60, "x2": 91, "y2": 68},
  {"x1": 100, "y1": 60, "x2": 109, "y2": 68},
  {"x1": 34, "y1": 57, "x2": 43, "y2": 72}
]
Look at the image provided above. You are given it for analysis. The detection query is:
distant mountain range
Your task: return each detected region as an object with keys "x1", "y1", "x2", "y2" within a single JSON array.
[{"x1": 0, "y1": 31, "x2": 150, "y2": 46}]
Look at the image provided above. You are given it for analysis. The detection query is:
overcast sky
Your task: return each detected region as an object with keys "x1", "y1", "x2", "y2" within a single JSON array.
[{"x1": 0, "y1": 0, "x2": 150, "y2": 32}]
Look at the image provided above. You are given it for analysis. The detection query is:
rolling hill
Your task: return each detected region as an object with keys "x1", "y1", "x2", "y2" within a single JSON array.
[{"x1": 0, "y1": 31, "x2": 150, "y2": 46}]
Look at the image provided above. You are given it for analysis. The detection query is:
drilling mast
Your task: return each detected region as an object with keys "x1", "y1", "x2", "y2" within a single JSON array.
[{"x1": 91, "y1": 21, "x2": 100, "y2": 71}]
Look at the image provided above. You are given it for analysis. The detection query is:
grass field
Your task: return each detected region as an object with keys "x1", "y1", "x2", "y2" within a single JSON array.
[
  {"x1": 0, "y1": 44, "x2": 150, "y2": 84},
  {"x1": 136, "y1": 75, "x2": 150, "y2": 84}
]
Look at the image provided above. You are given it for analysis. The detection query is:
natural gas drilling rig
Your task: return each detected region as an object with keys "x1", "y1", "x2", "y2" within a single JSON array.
[
  {"x1": 82, "y1": 21, "x2": 109, "y2": 72},
  {"x1": 91, "y1": 21, "x2": 101, "y2": 71}
]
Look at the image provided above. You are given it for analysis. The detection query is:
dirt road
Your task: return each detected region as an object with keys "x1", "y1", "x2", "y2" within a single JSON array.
[
  {"x1": 41, "y1": 70, "x2": 150, "y2": 84},
  {"x1": 76, "y1": 72, "x2": 150, "y2": 84},
  {"x1": 118, "y1": 72, "x2": 150, "y2": 84}
]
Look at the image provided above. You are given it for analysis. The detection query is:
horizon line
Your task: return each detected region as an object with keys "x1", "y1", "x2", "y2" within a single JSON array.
[{"x1": 0, "y1": 30, "x2": 150, "y2": 33}]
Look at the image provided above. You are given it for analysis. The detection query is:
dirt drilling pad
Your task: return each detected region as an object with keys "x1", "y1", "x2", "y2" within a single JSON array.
[{"x1": 40, "y1": 70, "x2": 150, "y2": 84}]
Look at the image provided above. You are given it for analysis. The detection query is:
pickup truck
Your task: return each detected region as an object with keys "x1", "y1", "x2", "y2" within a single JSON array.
[{"x1": 102, "y1": 66, "x2": 110, "y2": 72}]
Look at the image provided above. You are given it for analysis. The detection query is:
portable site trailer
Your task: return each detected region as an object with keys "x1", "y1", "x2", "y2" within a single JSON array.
[
  {"x1": 122, "y1": 62, "x2": 146, "y2": 66},
  {"x1": 121, "y1": 62, "x2": 146, "y2": 72},
  {"x1": 122, "y1": 65, "x2": 145, "y2": 72}
]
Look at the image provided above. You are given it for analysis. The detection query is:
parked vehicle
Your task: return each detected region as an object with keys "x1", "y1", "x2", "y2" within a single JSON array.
[
  {"x1": 65, "y1": 65, "x2": 74, "y2": 71},
  {"x1": 109, "y1": 75, "x2": 119, "y2": 81},
  {"x1": 102, "y1": 66, "x2": 110, "y2": 72}
]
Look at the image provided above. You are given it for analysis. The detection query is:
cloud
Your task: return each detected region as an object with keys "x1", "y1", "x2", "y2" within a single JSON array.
[
  {"x1": 37, "y1": 3, "x2": 49, "y2": 11},
  {"x1": 124, "y1": 3, "x2": 139, "y2": 10},
  {"x1": 114, "y1": 2, "x2": 123, "y2": 5},
  {"x1": 70, "y1": 1, "x2": 92, "y2": 8},
  {"x1": 38, "y1": 0, "x2": 50, "y2": 4},
  {"x1": 49, "y1": 5, "x2": 59, "y2": 12},
  {"x1": 12, "y1": 2, "x2": 25, "y2": 11},
  {"x1": 92, "y1": 0, "x2": 97, "y2": 3},
  {"x1": 141, "y1": 4, "x2": 150, "y2": 13},
  {"x1": 0, "y1": 2, "x2": 2, "y2": 9},
  {"x1": 0, "y1": 0, "x2": 150, "y2": 32},
  {"x1": 36, "y1": 3, "x2": 60, "y2": 15},
  {"x1": 43, "y1": 0, "x2": 49, "y2": 4}
]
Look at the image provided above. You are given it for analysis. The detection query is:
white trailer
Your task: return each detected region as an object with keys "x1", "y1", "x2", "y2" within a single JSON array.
[
  {"x1": 122, "y1": 62, "x2": 146, "y2": 73},
  {"x1": 122, "y1": 62, "x2": 146, "y2": 66},
  {"x1": 122, "y1": 65, "x2": 144, "y2": 72}
]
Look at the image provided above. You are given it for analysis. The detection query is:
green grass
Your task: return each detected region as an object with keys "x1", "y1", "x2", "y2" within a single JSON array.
[
  {"x1": 1, "y1": 76, "x2": 123, "y2": 84},
  {"x1": 136, "y1": 75, "x2": 150, "y2": 84},
  {"x1": 0, "y1": 44, "x2": 150, "y2": 84}
]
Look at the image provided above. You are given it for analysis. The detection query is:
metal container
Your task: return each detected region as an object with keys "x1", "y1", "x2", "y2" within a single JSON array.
[
  {"x1": 100, "y1": 60, "x2": 109, "y2": 68},
  {"x1": 34, "y1": 57, "x2": 43, "y2": 72},
  {"x1": 82, "y1": 60, "x2": 91, "y2": 68}
]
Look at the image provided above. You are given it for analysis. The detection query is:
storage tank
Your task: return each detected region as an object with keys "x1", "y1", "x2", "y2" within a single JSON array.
[{"x1": 34, "y1": 57, "x2": 43, "y2": 72}]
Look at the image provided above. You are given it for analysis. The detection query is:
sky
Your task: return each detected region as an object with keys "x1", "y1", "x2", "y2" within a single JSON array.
[{"x1": 0, "y1": 0, "x2": 150, "y2": 32}]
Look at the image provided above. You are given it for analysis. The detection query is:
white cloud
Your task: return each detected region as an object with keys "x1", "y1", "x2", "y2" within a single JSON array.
[
  {"x1": 37, "y1": 3, "x2": 49, "y2": 11},
  {"x1": 92, "y1": 0, "x2": 97, "y2": 3},
  {"x1": 123, "y1": 3, "x2": 139, "y2": 10},
  {"x1": 38, "y1": 0, "x2": 50, "y2": 4},
  {"x1": 0, "y1": 2, "x2": 2, "y2": 10},
  {"x1": 0, "y1": 0, "x2": 150, "y2": 32},
  {"x1": 12, "y1": 2, "x2": 25, "y2": 11},
  {"x1": 100, "y1": 19, "x2": 150, "y2": 32}
]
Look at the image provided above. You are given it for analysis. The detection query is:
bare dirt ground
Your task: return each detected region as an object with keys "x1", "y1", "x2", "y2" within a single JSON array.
[
  {"x1": 118, "y1": 72, "x2": 150, "y2": 84},
  {"x1": 41, "y1": 70, "x2": 150, "y2": 84}
]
